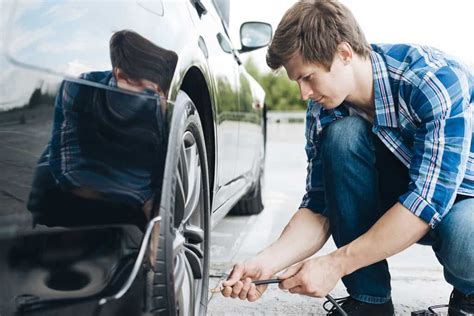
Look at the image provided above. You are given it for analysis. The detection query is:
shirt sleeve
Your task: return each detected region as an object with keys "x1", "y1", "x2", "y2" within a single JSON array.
[
  {"x1": 299, "y1": 101, "x2": 351, "y2": 214},
  {"x1": 48, "y1": 78, "x2": 83, "y2": 188},
  {"x1": 398, "y1": 66, "x2": 473, "y2": 228},
  {"x1": 299, "y1": 101, "x2": 326, "y2": 214}
]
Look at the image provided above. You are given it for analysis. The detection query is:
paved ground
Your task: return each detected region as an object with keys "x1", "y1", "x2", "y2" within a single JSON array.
[
  {"x1": 0, "y1": 106, "x2": 52, "y2": 225},
  {"x1": 208, "y1": 122, "x2": 451, "y2": 315}
]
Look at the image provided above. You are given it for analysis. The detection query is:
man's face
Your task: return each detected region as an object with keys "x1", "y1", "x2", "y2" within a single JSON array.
[{"x1": 284, "y1": 52, "x2": 352, "y2": 109}]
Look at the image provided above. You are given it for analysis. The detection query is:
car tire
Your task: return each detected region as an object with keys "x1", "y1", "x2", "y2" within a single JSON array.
[
  {"x1": 145, "y1": 91, "x2": 210, "y2": 315},
  {"x1": 229, "y1": 170, "x2": 264, "y2": 216}
]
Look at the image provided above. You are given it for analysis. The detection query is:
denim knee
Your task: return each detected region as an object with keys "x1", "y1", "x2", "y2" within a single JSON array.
[
  {"x1": 321, "y1": 116, "x2": 374, "y2": 164},
  {"x1": 433, "y1": 198, "x2": 474, "y2": 293}
]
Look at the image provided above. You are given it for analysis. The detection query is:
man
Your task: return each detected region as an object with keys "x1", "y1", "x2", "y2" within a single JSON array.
[
  {"x1": 27, "y1": 30, "x2": 177, "y2": 228},
  {"x1": 222, "y1": 1, "x2": 473, "y2": 315}
]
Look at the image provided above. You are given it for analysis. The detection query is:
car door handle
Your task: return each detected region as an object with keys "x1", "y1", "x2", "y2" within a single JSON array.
[{"x1": 192, "y1": 0, "x2": 207, "y2": 17}]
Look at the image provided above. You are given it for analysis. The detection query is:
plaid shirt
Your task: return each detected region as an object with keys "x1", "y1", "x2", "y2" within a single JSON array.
[{"x1": 300, "y1": 44, "x2": 474, "y2": 228}]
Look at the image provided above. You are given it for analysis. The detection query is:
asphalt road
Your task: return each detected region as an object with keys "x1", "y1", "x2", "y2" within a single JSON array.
[
  {"x1": 0, "y1": 106, "x2": 52, "y2": 220},
  {"x1": 208, "y1": 122, "x2": 451, "y2": 315}
]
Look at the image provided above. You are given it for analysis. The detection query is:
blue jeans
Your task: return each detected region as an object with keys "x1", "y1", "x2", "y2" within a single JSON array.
[{"x1": 320, "y1": 116, "x2": 474, "y2": 304}]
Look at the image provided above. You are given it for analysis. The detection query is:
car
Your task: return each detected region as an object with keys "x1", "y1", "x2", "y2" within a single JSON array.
[{"x1": 0, "y1": 0, "x2": 272, "y2": 315}]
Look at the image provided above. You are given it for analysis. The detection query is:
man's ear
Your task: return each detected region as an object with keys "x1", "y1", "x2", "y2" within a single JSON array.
[
  {"x1": 114, "y1": 67, "x2": 127, "y2": 81},
  {"x1": 337, "y1": 42, "x2": 353, "y2": 65}
]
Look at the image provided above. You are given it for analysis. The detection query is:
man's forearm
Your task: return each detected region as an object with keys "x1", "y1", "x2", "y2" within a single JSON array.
[
  {"x1": 332, "y1": 202, "x2": 430, "y2": 276},
  {"x1": 253, "y1": 208, "x2": 330, "y2": 275}
]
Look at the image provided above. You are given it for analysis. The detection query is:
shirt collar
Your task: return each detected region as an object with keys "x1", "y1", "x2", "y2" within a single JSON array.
[
  {"x1": 108, "y1": 73, "x2": 118, "y2": 88},
  {"x1": 370, "y1": 50, "x2": 398, "y2": 128}
]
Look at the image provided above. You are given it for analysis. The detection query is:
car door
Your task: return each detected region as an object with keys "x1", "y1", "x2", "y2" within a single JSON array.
[
  {"x1": 186, "y1": 0, "x2": 242, "y2": 209},
  {"x1": 235, "y1": 67, "x2": 264, "y2": 179}
]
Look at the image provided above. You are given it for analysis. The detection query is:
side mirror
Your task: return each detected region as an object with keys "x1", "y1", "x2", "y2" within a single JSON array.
[{"x1": 239, "y1": 21, "x2": 272, "y2": 53}]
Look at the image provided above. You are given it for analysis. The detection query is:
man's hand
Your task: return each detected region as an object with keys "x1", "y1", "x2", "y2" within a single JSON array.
[
  {"x1": 278, "y1": 254, "x2": 343, "y2": 297},
  {"x1": 221, "y1": 208, "x2": 330, "y2": 302},
  {"x1": 221, "y1": 260, "x2": 274, "y2": 301}
]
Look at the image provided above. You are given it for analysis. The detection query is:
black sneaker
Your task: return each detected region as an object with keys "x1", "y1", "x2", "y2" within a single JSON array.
[
  {"x1": 449, "y1": 288, "x2": 474, "y2": 315},
  {"x1": 324, "y1": 296, "x2": 395, "y2": 316}
]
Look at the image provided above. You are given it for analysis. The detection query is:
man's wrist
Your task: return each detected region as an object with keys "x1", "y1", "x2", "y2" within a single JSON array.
[
  {"x1": 328, "y1": 246, "x2": 355, "y2": 277},
  {"x1": 249, "y1": 252, "x2": 280, "y2": 276}
]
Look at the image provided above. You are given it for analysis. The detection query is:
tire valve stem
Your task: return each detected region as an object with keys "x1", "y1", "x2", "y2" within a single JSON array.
[{"x1": 210, "y1": 286, "x2": 224, "y2": 294}]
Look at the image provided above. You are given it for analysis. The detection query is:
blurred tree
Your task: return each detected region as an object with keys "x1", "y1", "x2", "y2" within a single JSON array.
[{"x1": 244, "y1": 57, "x2": 306, "y2": 111}]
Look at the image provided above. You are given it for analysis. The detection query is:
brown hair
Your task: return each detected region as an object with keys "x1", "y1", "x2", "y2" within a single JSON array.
[
  {"x1": 110, "y1": 30, "x2": 178, "y2": 93},
  {"x1": 266, "y1": 0, "x2": 371, "y2": 71}
]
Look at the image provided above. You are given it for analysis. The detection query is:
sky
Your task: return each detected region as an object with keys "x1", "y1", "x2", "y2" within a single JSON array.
[{"x1": 229, "y1": 0, "x2": 474, "y2": 72}]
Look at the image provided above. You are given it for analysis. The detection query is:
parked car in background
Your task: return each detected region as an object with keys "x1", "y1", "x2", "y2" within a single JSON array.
[{"x1": 0, "y1": 0, "x2": 272, "y2": 315}]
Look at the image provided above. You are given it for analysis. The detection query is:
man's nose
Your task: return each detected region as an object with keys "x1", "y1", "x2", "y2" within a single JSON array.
[{"x1": 299, "y1": 82, "x2": 312, "y2": 101}]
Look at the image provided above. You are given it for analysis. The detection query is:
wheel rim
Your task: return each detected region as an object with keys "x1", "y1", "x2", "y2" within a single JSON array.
[{"x1": 172, "y1": 130, "x2": 206, "y2": 315}]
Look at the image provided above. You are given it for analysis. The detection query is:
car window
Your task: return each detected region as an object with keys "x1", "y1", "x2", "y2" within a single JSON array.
[{"x1": 211, "y1": 0, "x2": 230, "y2": 28}]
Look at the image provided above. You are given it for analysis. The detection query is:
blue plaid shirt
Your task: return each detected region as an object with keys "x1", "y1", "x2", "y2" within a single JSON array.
[{"x1": 300, "y1": 44, "x2": 474, "y2": 228}]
